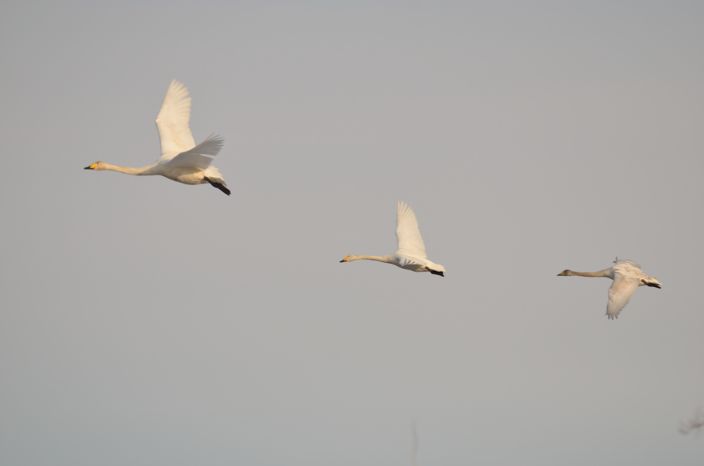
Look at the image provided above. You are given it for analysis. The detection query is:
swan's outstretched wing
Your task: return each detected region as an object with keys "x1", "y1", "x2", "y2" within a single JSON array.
[
  {"x1": 167, "y1": 134, "x2": 224, "y2": 169},
  {"x1": 156, "y1": 80, "x2": 196, "y2": 159},
  {"x1": 395, "y1": 201, "x2": 427, "y2": 258},
  {"x1": 606, "y1": 274, "x2": 640, "y2": 319}
]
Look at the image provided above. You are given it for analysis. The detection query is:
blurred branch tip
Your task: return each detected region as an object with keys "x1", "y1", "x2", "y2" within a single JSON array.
[{"x1": 679, "y1": 407, "x2": 704, "y2": 435}]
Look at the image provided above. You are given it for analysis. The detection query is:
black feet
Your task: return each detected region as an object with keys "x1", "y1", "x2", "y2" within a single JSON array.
[{"x1": 205, "y1": 178, "x2": 231, "y2": 196}]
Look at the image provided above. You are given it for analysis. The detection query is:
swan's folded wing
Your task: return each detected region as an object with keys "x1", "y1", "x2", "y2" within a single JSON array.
[
  {"x1": 606, "y1": 274, "x2": 640, "y2": 319},
  {"x1": 395, "y1": 201, "x2": 427, "y2": 258},
  {"x1": 156, "y1": 80, "x2": 197, "y2": 159},
  {"x1": 166, "y1": 134, "x2": 224, "y2": 169}
]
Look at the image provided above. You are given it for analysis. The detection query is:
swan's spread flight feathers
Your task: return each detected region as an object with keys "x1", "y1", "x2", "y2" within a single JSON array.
[
  {"x1": 396, "y1": 201, "x2": 427, "y2": 258},
  {"x1": 340, "y1": 201, "x2": 445, "y2": 276},
  {"x1": 607, "y1": 275, "x2": 640, "y2": 319},
  {"x1": 85, "y1": 80, "x2": 230, "y2": 195},
  {"x1": 167, "y1": 134, "x2": 224, "y2": 169},
  {"x1": 557, "y1": 259, "x2": 661, "y2": 319},
  {"x1": 156, "y1": 80, "x2": 196, "y2": 158}
]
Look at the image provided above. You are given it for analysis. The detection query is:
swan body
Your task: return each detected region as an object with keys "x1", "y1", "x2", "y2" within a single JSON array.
[
  {"x1": 557, "y1": 258, "x2": 661, "y2": 319},
  {"x1": 85, "y1": 80, "x2": 230, "y2": 195},
  {"x1": 340, "y1": 201, "x2": 446, "y2": 277}
]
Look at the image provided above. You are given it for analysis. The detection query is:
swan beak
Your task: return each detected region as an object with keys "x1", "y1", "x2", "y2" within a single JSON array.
[
  {"x1": 84, "y1": 163, "x2": 96, "y2": 170},
  {"x1": 339, "y1": 258, "x2": 347, "y2": 263}
]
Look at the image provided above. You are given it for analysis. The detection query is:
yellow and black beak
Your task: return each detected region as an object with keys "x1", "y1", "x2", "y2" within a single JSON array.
[{"x1": 84, "y1": 163, "x2": 97, "y2": 170}]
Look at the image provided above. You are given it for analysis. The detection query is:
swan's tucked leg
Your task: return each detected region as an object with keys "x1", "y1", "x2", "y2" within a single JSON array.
[
  {"x1": 429, "y1": 269, "x2": 444, "y2": 277},
  {"x1": 205, "y1": 177, "x2": 231, "y2": 196}
]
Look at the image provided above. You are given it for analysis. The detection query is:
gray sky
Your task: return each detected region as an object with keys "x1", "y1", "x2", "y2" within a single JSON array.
[{"x1": 1, "y1": 1, "x2": 704, "y2": 465}]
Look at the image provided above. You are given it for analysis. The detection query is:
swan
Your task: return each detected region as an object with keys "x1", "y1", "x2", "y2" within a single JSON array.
[
  {"x1": 339, "y1": 201, "x2": 446, "y2": 277},
  {"x1": 557, "y1": 258, "x2": 661, "y2": 319},
  {"x1": 84, "y1": 80, "x2": 230, "y2": 195}
]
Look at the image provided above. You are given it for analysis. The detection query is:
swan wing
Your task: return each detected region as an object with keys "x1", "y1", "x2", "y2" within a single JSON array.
[
  {"x1": 395, "y1": 201, "x2": 427, "y2": 258},
  {"x1": 166, "y1": 134, "x2": 224, "y2": 169},
  {"x1": 156, "y1": 80, "x2": 197, "y2": 159},
  {"x1": 395, "y1": 253, "x2": 424, "y2": 268},
  {"x1": 606, "y1": 274, "x2": 640, "y2": 319}
]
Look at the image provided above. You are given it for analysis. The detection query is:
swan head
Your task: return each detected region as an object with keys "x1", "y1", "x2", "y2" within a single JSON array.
[
  {"x1": 84, "y1": 161, "x2": 104, "y2": 170},
  {"x1": 641, "y1": 277, "x2": 662, "y2": 289},
  {"x1": 339, "y1": 255, "x2": 352, "y2": 263},
  {"x1": 557, "y1": 269, "x2": 573, "y2": 276}
]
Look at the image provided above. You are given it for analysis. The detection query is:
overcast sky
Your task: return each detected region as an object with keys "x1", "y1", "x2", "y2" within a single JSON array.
[{"x1": 1, "y1": 1, "x2": 703, "y2": 465}]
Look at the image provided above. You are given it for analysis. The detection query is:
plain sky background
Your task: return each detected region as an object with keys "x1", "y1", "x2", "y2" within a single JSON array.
[{"x1": 1, "y1": 1, "x2": 703, "y2": 465}]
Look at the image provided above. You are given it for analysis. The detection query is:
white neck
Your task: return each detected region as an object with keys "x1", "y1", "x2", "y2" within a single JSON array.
[
  {"x1": 100, "y1": 162, "x2": 158, "y2": 176},
  {"x1": 346, "y1": 255, "x2": 394, "y2": 264}
]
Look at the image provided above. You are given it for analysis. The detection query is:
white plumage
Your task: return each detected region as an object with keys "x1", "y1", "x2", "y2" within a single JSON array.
[
  {"x1": 340, "y1": 201, "x2": 446, "y2": 277},
  {"x1": 557, "y1": 258, "x2": 661, "y2": 319},
  {"x1": 85, "y1": 80, "x2": 230, "y2": 195},
  {"x1": 156, "y1": 80, "x2": 196, "y2": 157},
  {"x1": 396, "y1": 201, "x2": 427, "y2": 258}
]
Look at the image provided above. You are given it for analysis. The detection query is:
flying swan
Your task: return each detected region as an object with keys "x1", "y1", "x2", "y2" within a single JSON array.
[
  {"x1": 84, "y1": 80, "x2": 230, "y2": 195},
  {"x1": 339, "y1": 201, "x2": 446, "y2": 277},
  {"x1": 557, "y1": 258, "x2": 661, "y2": 319}
]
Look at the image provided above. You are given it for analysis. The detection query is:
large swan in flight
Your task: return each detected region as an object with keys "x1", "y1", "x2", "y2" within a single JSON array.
[
  {"x1": 84, "y1": 80, "x2": 230, "y2": 195},
  {"x1": 557, "y1": 258, "x2": 661, "y2": 319},
  {"x1": 340, "y1": 201, "x2": 446, "y2": 277}
]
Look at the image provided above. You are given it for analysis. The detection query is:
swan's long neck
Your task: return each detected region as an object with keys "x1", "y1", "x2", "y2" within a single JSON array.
[
  {"x1": 346, "y1": 255, "x2": 394, "y2": 264},
  {"x1": 100, "y1": 162, "x2": 158, "y2": 176},
  {"x1": 561, "y1": 268, "x2": 612, "y2": 278}
]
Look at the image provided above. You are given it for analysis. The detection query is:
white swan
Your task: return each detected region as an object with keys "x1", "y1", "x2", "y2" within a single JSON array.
[
  {"x1": 84, "y1": 80, "x2": 230, "y2": 195},
  {"x1": 339, "y1": 201, "x2": 446, "y2": 277},
  {"x1": 557, "y1": 258, "x2": 661, "y2": 319}
]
